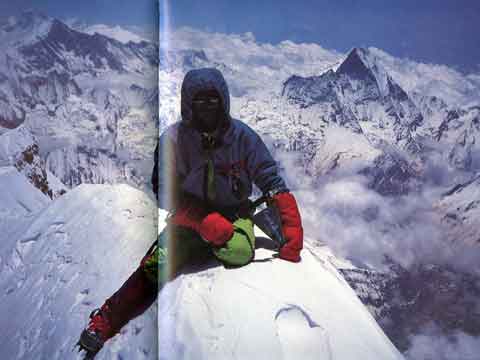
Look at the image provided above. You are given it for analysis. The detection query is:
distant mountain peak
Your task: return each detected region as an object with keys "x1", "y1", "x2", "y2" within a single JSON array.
[
  {"x1": 337, "y1": 48, "x2": 373, "y2": 78},
  {"x1": 337, "y1": 47, "x2": 391, "y2": 97}
]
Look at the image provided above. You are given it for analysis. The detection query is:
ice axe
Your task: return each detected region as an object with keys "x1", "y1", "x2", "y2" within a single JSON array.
[
  {"x1": 145, "y1": 193, "x2": 287, "y2": 257},
  {"x1": 244, "y1": 193, "x2": 286, "y2": 249}
]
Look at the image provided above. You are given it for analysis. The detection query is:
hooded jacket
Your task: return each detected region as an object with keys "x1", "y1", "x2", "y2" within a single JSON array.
[{"x1": 152, "y1": 67, "x2": 288, "y2": 214}]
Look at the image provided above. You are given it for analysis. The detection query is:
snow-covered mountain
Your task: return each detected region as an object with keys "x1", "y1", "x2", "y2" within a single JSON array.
[
  {"x1": 159, "y1": 37, "x2": 480, "y2": 196},
  {"x1": 2, "y1": 10, "x2": 480, "y2": 358},
  {"x1": 273, "y1": 47, "x2": 479, "y2": 190},
  {"x1": 0, "y1": 10, "x2": 158, "y2": 192},
  {"x1": 282, "y1": 48, "x2": 423, "y2": 153},
  {"x1": 0, "y1": 176, "x2": 403, "y2": 359},
  {"x1": 435, "y1": 173, "x2": 480, "y2": 246}
]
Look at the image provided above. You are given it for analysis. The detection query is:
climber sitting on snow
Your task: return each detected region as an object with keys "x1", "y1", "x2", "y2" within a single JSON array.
[{"x1": 78, "y1": 67, "x2": 303, "y2": 355}]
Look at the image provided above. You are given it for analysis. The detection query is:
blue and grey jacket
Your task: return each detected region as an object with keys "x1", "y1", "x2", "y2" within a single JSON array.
[{"x1": 152, "y1": 67, "x2": 288, "y2": 214}]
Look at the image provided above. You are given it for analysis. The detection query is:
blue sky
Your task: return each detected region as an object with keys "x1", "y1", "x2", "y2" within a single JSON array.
[
  {"x1": 0, "y1": 1, "x2": 157, "y2": 27},
  {"x1": 168, "y1": 0, "x2": 480, "y2": 73},
  {"x1": 2, "y1": 1, "x2": 479, "y2": 73}
]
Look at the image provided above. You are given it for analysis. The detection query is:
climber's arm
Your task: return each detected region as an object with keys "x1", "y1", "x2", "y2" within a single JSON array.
[{"x1": 246, "y1": 133, "x2": 303, "y2": 262}]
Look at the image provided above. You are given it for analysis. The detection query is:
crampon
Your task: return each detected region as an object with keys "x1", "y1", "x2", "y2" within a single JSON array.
[{"x1": 74, "y1": 307, "x2": 113, "y2": 358}]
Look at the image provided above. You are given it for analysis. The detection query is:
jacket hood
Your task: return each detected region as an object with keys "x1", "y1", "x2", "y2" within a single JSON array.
[{"x1": 180, "y1": 67, "x2": 231, "y2": 127}]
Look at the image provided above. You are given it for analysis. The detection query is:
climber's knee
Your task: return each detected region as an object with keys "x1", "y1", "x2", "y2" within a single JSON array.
[
  {"x1": 213, "y1": 229, "x2": 254, "y2": 267},
  {"x1": 141, "y1": 246, "x2": 167, "y2": 284},
  {"x1": 227, "y1": 240, "x2": 254, "y2": 267}
]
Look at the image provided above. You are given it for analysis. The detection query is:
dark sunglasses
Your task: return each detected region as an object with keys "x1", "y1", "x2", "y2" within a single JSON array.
[{"x1": 192, "y1": 97, "x2": 220, "y2": 106}]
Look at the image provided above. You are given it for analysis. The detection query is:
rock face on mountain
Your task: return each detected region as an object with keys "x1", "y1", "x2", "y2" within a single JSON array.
[{"x1": 0, "y1": 125, "x2": 66, "y2": 198}]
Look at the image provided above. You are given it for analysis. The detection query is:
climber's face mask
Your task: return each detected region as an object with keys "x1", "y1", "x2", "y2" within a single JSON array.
[{"x1": 192, "y1": 90, "x2": 221, "y2": 133}]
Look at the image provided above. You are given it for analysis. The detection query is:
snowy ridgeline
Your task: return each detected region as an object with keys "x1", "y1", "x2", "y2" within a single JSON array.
[
  {"x1": 0, "y1": 170, "x2": 403, "y2": 359},
  {"x1": 0, "y1": 172, "x2": 158, "y2": 359}
]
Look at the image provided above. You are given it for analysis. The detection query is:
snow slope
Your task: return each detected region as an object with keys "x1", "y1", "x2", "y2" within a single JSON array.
[
  {"x1": 0, "y1": 166, "x2": 49, "y2": 217},
  {"x1": 0, "y1": 183, "x2": 158, "y2": 359},
  {"x1": 0, "y1": 166, "x2": 51, "y2": 263},
  {"x1": 0, "y1": 182, "x2": 403, "y2": 359},
  {"x1": 158, "y1": 240, "x2": 404, "y2": 360}
]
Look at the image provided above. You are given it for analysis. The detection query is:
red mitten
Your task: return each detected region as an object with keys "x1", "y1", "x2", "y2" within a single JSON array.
[
  {"x1": 169, "y1": 202, "x2": 233, "y2": 246},
  {"x1": 198, "y1": 213, "x2": 234, "y2": 246},
  {"x1": 273, "y1": 192, "x2": 303, "y2": 262}
]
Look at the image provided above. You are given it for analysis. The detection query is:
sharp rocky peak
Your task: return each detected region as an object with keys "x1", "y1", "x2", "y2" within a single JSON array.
[
  {"x1": 337, "y1": 47, "x2": 391, "y2": 97},
  {"x1": 337, "y1": 47, "x2": 376, "y2": 80}
]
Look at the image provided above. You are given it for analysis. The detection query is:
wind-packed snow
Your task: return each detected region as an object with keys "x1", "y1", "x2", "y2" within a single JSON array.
[
  {"x1": 0, "y1": 166, "x2": 51, "y2": 294},
  {"x1": 158, "y1": 239, "x2": 403, "y2": 360},
  {"x1": 0, "y1": 182, "x2": 403, "y2": 359},
  {"x1": 0, "y1": 166, "x2": 49, "y2": 217},
  {"x1": 0, "y1": 183, "x2": 158, "y2": 359}
]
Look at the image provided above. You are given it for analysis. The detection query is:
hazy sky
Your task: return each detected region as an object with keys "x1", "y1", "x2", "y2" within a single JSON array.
[
  {"x1": 0, "y1": 1, "x2": 157, "y2": 27},
  {"x1": 2, "y1": 1, "x2": 479, "y2": 73},
  {"x1": 168, "y1": 0, "x2": 480, "y2": 73}
]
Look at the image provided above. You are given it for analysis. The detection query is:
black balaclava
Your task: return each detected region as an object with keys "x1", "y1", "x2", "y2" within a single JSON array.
[{"x1": 191, "y1": 89, "x2": 223, "y2": 134}]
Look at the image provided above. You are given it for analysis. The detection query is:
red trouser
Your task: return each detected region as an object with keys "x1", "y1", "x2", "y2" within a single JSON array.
[
  {"x1": 103, "y1": 265, "x2": 158, "y2": 334},
  {"x1": 99, "y1": 212, "x2": 257, "y2": 338},
  {"x1": 101, "y1": 225, "x2": 212, "y2": 334}
]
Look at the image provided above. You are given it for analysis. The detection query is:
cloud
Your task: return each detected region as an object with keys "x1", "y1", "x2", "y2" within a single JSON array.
[
  {"x1": 405, "y1": 324, "x2": 480, "y2": 360},
  {"x1": 64, "y1": 17, "x2": 154, "y2": 44},
  {"x1": 295, "y1": 175, "x2": 447, "y2": 270},
  {"x1": 277, "y1": 137, "x2": 480, "y2": 274},
  {"x1": 166, "y1": 26, "x2": 343, "y2": 95},
  {"x1": 163, "y1": 26, "x2": 480, "y2": 115}
]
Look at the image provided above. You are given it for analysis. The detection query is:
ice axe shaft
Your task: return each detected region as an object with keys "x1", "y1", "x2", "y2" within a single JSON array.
[{"x1": 249, "y1": 195, "x2": 286, "y2": 248}]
